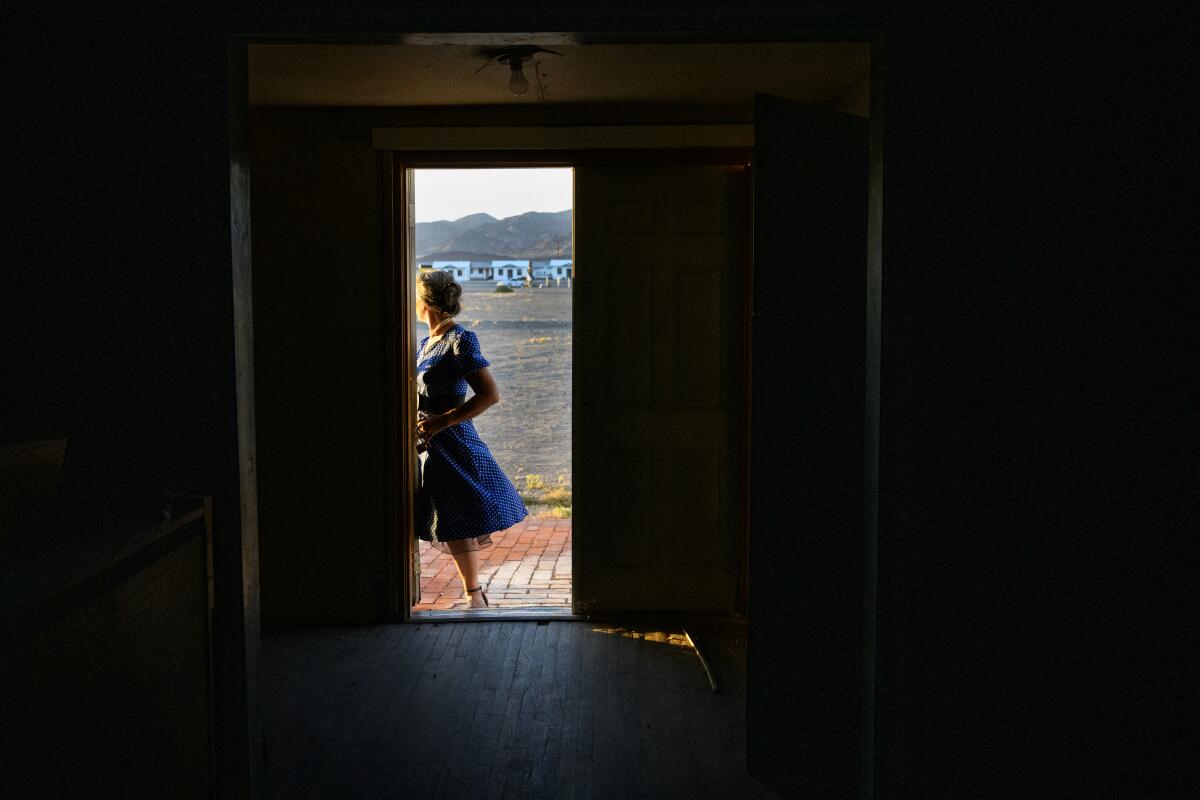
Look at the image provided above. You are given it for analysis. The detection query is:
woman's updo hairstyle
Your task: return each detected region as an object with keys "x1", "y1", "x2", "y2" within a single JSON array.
[{"x1": 417, "y1": 269, "x2": 463, "y2": 316}]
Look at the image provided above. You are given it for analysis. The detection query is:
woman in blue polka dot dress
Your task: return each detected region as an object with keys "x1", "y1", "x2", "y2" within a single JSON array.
[{"x1": 414, "y1": 270, "x2": 528, "y2": 608}]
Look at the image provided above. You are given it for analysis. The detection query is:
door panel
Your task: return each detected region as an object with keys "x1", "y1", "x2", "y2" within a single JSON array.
[
  {"x1": 670, "y1": 449, "x2": 723, "y2": 565},
  {"x1": 602, "y1": 451, "x2": 652, "y2": 567},
  {"x1": 745, "y1": 95, "x2": 869, "y2": 798},
  {"x1": 574, "y1": 163, "x2": 748, "y2": 614},
  {"x1": 672, "y1": 271, "x2": 723, "y2": 406},
  {"x1": 604, "y1": 269, "x2": 654, "y2": 407}
]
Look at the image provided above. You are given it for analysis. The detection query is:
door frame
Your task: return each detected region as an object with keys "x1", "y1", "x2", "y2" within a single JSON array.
[{"x1": 384, "y1": 148, "x2": 754, "y2": 624}]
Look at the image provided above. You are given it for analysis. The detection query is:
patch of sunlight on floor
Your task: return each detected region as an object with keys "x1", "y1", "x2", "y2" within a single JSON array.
[{"x1": 590, "y1": 626, "x2": 692, "y2": 647}]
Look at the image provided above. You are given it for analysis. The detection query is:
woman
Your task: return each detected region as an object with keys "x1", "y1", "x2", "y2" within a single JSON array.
[{"x1": 414, "y1": 269, "x2": 528, "y2": 608}]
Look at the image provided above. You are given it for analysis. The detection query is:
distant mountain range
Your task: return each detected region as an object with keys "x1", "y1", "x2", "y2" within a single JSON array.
[{"x1": 416, "y1": 210, "x2": 572, "y2": 262}]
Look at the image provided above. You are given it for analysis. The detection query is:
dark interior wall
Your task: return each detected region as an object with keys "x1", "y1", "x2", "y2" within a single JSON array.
[
  {"x1": 2, "y1": 8, "x2": 259, "y2": 794},
  {"x1": 249, "y1": 109, "x2": 387, "y2": 624},
  {"x1": 2, "y1": 12, "x2": 237, "y2": 506},
  {"x1": 876, "y1": 8, "x2": 1197, "y2": 799}
]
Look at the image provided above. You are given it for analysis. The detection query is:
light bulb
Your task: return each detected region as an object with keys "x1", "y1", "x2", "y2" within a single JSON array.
[{"x1": 508, "y1": 64, "x2": 529, "y2": 96}]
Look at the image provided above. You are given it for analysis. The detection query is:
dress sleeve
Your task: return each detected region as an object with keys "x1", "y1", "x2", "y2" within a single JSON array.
[{"x1": 451, "y1": 329, "x2": 491, "y2": 376}]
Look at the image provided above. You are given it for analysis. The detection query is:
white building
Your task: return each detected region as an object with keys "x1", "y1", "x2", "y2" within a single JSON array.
[
  {"x1": 531, "y1": 259, "x2": 572, "y2": 283},
  {"x1": 468, "y1": 261, "x2": 493, "y2": 281},
  {"x1": 430, "y1": 261, "x2": 470, "y2": 281},
  {"x1": 491, "y1": 259, "x2": 530, "y2": 281}
]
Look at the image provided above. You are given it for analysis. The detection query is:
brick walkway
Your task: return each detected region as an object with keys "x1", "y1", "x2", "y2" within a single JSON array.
[{"x1": 414, "y1": 516, "x2": 572, "y2": 610}]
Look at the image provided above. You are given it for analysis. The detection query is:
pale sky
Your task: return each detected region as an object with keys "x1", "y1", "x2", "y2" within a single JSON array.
[{"x1": 413, "y1": 168, "x2": 573, "y2": 223}]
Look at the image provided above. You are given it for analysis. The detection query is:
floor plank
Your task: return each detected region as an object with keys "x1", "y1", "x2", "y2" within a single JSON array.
[{"x1": 261, "y1": 619, "x2": 778, "y2": 799}]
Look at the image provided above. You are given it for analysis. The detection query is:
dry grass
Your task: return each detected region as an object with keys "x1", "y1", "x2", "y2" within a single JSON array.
[
  {"x1": 542, "y1": 486, "x2": 571, "y2": 504},
  {"x1": 517, "y1": 473, "x2": 571, "y2": 517}
]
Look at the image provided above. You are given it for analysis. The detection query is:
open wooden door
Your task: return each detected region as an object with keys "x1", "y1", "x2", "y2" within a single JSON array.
[
  {"x1": 573, "y1": 162, "x2": 749, "y2": 614},
  {"x1": 745, "y1": 95, "x2": 869, "y2": 797}
]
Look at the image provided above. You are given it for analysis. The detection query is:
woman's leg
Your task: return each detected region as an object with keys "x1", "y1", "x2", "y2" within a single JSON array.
[{"x1": 446, "y1": 540, "x2": 485, "y2": 607}]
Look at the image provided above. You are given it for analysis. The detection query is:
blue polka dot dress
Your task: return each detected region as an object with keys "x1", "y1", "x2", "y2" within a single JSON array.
[{"x1": 415, "y1": 322, "x2": 528, "y2": 553}]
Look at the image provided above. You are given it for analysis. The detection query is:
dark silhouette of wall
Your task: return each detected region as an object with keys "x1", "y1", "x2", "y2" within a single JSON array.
[
  {"x1": 875, "y1": 7, "x2": 1196, "y2": 799},
  {"x1": 249, "y1": 109, "x2": 388, "y2": 625}
]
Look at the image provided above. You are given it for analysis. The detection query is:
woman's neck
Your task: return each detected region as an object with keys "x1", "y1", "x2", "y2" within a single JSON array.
[{"x1": 428, "y1": 316, "x2": 455, "y2": 338}]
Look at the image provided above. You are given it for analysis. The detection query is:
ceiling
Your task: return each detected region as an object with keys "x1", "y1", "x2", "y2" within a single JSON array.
[{"x1": 248, "y1": 42, "x2": 869, "y2": 108}]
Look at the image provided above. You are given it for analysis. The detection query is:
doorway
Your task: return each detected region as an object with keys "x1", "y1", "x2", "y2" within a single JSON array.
[
  {"x1": 404, "y1": 167, "x2": 575, "y2": 614},
  {"x1": 390, "y1": 148, "x2": 756, "y2": 621},
  {"x1": 238, "y1": 32, "x2": 881, "y2": 800},
  {"x1": 245, "y1": 40, "x2": 870, "y2": 626}
]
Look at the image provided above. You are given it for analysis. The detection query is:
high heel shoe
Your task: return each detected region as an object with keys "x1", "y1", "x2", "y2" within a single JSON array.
[{"x1": 466, "y1": 585, "x2": 489, "y2": 608}]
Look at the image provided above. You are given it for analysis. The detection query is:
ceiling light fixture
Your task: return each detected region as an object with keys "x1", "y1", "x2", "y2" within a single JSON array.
[
  {"x1": 475, "y1": 46, "x2": 562, "y2": 98},
  {"x1": 507, "y1": 60, "x2": 530, "y2": 96}
]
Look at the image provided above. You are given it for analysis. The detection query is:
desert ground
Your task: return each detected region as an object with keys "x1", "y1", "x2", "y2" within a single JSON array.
[{"x1": 415, "y1": 282, "x2": 572, "y2": 512}]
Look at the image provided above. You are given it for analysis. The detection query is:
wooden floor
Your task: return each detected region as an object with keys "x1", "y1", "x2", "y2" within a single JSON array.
[{"x1": 260, "y1": 618, "x2": 779, "y2": 799}]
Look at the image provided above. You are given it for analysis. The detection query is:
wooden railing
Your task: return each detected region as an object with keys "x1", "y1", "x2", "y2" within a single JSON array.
[{"x1": 0, "y1": 495, "x2": 214, "y2": 798}]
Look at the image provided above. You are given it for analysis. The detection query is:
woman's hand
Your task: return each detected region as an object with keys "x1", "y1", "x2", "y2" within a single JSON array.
[
  {"x1": 414, "y1": 369, "x2": 500, "y2": 444},
  {"x1": 415, "y1": 413, "x2": 451, "y2": 441}
]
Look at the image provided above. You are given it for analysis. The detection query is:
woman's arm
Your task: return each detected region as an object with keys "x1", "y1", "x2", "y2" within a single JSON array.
[{"x1": 417, "y1": 367, "x2": 500, "y2": 437}]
